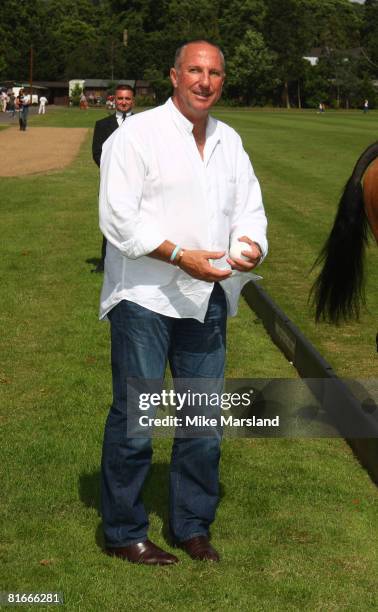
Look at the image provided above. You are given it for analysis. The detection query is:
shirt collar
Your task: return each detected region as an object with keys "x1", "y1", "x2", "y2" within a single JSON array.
[
  {"x1": 167, "y1": 97, "x2": 220, "y2": 146},
  {"x1": 205, "y1": 115, "x2": 220, "y2": 146},
  {"x1": 116, "y1": 110, "x2": 132, "y2": 119},
  {"x1": 167, "y1": 97, "x2": 194, "y2": 134}
]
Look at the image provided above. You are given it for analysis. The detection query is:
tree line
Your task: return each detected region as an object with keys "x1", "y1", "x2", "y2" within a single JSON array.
[{"x1": 1, "y1": 0, "x2": 377, "y2": 108}]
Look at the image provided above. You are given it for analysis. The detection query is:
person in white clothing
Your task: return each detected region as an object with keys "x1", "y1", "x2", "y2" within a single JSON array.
[
  {"x1": 1, "y1": 90, "x2": 9, "y2": 112},
  {"x1": 38, "y1": 96, "x2": 48, "y2": 114},
  {"x1": 99, "y1": 40, "x2": 268, "y2": 566}
]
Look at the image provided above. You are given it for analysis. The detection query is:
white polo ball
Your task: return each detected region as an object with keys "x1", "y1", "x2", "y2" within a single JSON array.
[{"x1": 229, "y1": 241, "x2": 252, "y2": 261}]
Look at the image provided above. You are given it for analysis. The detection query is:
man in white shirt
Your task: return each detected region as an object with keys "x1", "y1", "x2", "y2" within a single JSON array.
[
  {"x1": 38, "y1": 95, "x2": 48, "y2": 114},
  {"x1": 1, "y1": 90, "x2": 9, "y2": 112},
  {"x1": 99, "y1": 40, "x2": 267, "y2": 565}
]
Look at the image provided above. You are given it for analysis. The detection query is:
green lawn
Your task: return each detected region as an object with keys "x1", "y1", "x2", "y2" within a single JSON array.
[
  {"x1": 1, "y1": 108, "x2": 377, "y2": 611},
  {"x1": 214, "y1": 108, "x2": 378, "y2": 378}
]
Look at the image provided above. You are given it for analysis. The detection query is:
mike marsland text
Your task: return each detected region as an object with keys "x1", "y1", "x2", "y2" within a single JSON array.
[{"x1": 139, "y1": 415, "x2": 280, "y2": 428}]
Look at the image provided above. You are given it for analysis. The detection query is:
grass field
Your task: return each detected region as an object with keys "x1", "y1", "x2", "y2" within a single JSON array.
[
  {"x1": 215, "y1": 108, "x2": 378, "y2": 378},
  {"x1": 1, "y1": 107, "x2": 377, "y2": 611}
]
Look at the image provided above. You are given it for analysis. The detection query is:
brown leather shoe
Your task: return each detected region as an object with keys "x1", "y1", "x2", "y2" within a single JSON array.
[
  {"x1": 180, "y1": 536, "x2": 220, "y2": 562},
  {"x1": 105, "y1": 540, "x2": 179, "y2": 565}
]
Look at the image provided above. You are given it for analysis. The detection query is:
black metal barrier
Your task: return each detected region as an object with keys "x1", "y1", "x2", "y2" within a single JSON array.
[{"x1": 242, "y1": 281, "x2": 378, "y2": 483}]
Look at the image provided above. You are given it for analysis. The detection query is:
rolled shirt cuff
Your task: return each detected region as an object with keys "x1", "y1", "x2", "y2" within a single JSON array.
[{"x1": 119, "y1": 226, "x2": 166, "y2": 259}]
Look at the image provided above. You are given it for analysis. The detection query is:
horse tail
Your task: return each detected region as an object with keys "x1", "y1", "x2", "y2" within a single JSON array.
[{"x1": 311, "y1": 141, "x2": 378, "y2": 323}]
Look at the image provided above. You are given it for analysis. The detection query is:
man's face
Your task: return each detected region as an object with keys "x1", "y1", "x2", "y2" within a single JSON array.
[
  {"x1": 115, "y1": 89, "x2": 134, "y2": 114},
  {"x1": 170, "y1": 43, "x2": 225, "y2": 121}
]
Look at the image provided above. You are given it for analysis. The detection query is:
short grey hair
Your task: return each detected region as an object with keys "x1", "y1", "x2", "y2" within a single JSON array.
[{"x1": 174, "y1": 40, "x2": 225, "y2": 72}]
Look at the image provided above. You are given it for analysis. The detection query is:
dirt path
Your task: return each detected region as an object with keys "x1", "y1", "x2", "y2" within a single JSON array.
[{"x1": 0, "y1": 127, "x2": 89, "y2": 177}]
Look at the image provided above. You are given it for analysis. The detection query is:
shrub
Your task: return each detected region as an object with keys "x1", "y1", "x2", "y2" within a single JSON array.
[
  {"x1": 70, "y1": 84, "x2": 83, "y2": 107},
  {"x1": 135, "y1": 94, "x2": 155, "y2": 107}
]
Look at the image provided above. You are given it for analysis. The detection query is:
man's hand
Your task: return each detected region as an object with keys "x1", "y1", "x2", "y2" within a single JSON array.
[
  {"x1": 226, "y1": 236, "x2": 262, "y2": 272},
  {"x1": 149, "y1": 241, "x2": 232, "y2": 282},
  {"x1": 179, "y1": 250, "x2": 232, "y2": 282}
]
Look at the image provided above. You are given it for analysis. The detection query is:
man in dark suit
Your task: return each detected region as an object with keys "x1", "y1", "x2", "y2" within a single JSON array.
[{"x1": 92, "y1": 84, "x2": 135, "y2": 272}]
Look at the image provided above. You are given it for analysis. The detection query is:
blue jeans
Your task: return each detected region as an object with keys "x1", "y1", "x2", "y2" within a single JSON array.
[
  {"x1": 19, "y1": 106, "x2": 29, "y2": 131},
  {"x1": 101, "y1": 284, "x2": 227, "y2": 546}
]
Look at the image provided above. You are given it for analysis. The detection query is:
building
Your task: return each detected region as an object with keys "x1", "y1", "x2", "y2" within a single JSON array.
[
  {"x1": 303, "y1": 47, "x2": 363, "y2": 66},
  {"x1": 69, "y1": 79, "x2": 154, "y2": 101},
  {"x1": 0, "y1": 80, "x2": 69, "y2": 104},
  {"x1": 0, "y1": 78, "x2": 154, "y2": 106}
]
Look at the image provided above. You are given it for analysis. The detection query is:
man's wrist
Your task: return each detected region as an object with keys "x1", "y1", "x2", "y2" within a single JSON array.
[
  {"x1": 175, "y1": 249, "x2": 185, "y2": 266},
  {"x1": 170, "y1": 245, "x2": 185, "y2": 266}
]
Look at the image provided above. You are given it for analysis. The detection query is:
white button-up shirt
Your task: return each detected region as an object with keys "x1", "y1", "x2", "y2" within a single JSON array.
[
  {"x1": 99, "y1": 98, "x2": 267, "y2": 322},
  {"x1": 116, "y1": 110, "x2": 133, "y2": 127}
]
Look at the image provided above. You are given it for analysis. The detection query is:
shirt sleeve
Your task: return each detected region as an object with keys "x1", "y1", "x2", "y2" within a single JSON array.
[
  {"x1": 229, "y1": 139, "x2": 268, "y2": 262},
  {"x1": 99, "y1": 128, "x2": 165, "y2": 259}
]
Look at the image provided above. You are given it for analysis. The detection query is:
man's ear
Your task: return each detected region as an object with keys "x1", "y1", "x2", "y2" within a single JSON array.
[{"x1": 170, "y1": 67, "x2": 178, "y2": 88}]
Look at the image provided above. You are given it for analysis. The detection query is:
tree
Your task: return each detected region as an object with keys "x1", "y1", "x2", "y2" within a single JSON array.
[
  {"x1": 226, "y1": 29, "x2": 277, "y2": 105},
  {"x1": 0, "y1": 0, "x2": 47, "y2": 80},
  {"x1": 337, "y1": 57, "x2": 361, "y2": 108},
  {"x1": 0, "y1": 0, "x2": 115, "y2": 80},
  {"x1": 165, "y1": 0, "x2": 220, "y2": 42},
  {"x1": 0, "y1": 0, "x2": 373, "y2": 107},
  {"x1": 300, "y1": 0, "x2": 363, "y2": 108},
  {"x1": 263, "y1": 0, "x2": 314, "y2": 108},
  {"x1": 301, "y1": 62, "x2": 330, "y2": 108},
  {"x1": 362, "y1": 0, "x2": 378, "y2": 74},
  {"x1": 308, "y1": 0, "x2": 362, "y2": 50},
  {"x1": 143, "y1": 67, "x2": 171, "y2": 104},
  {"x1": 218, "y1": 0, "x2": 267, "y2": 58},
  {"x1": 69, "y1": 83, "x2": 83, "y2": 106},
  {"x1": 0, "y1": 54, "x2": 7, "y2": 77}
]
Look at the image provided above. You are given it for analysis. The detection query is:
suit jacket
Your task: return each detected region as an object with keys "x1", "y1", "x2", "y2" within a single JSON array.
[{"x1": 92, "y1": 113, "x2": 120, "y2": 167}]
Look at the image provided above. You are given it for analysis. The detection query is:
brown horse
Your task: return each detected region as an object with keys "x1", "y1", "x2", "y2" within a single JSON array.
[{"x1": 311, "y1": 141, "x2": 378, "y2": 328}]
